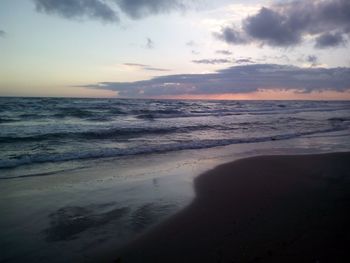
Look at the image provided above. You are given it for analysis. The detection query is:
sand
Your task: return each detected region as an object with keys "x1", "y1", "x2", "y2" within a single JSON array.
[{"x1": 106, "y1": 152, "x2": 350, "y2": 262}]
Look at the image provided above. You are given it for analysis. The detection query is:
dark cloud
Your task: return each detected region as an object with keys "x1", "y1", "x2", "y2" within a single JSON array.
[
  {"x1": 115, "y1": 0, "x2": 185, "y2": 19},
  {"x1": 306, "y1": 55, "x2": 317, "y2": 63},
  {"x1": 216, "y1": 50, "x2": 232, "y2": 55},
  {"x1": 243, "y1": 7, "x2": 301, "y2": 46},
  {"x1": 0, "y1": 30, "x2": 6, "y2": 37},
  {"x1": 192, "y1": 58, "x2": 232, "y2": 64},
  {"x1": 146, "y1": 38, "x2": 154, "y2": 49},
  {"x1": 123, "y1": 62, "x2": 170, "y2": 71},
  {"x1": 84, "y1": 64, "x2": 350, "y2": 97},
  {"x1": 216, "y1": 0, "x2": 350, "y2": 48},
  {"x1": 315, "y1": 32, "x2": 346, "y2": 48},
  {"x1": 214, "y1": 27, "x2": 247, "y2": 44},
  {"x1": 33, "y1": 0, "x2": 119, "y2": 23},
  {"x1": 306, "y1": 55, "x2": 318, "y2": 66},
  {"x1": 297, "y1": 55, "x2": 321, "y2": 67},
  {"x1": 33, "y1": 0, "x2": 187, "y2": 23}
]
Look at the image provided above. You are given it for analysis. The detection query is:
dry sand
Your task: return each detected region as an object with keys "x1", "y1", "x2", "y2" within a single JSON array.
[{"x1": 106, "y1": 152, "x2": 350, "y2": 262}]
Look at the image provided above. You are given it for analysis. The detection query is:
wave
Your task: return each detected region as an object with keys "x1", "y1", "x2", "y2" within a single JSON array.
[
  {"x1": 327, "y1": 117, "x2": 350, "y2": 122},
  {"x1": 134, "y1": 106, "x2": 350, "y2": 120},
  {"x1": 0, "y1": 124, "x2": 218, "y2": 143},
  {"x1": 0, "y1": 126, "x2": 346, "y2": 170},
  {"x1": 0, "y1": 115, "x2": 344, "y2": 143},
  {"x1": 53, "y1": 108, "x2": 95, "y2": 118},
  {"x1": 0, "y1": 167, "x2": 81, "y2": 180},
  {"x1": 0, "y1": 117, "x2": 18, "y2": 123}
]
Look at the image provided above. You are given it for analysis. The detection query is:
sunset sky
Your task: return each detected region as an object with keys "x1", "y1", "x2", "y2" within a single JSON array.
[{"x1": 1, "y1": 0, "x2": 350, "y2": 99}]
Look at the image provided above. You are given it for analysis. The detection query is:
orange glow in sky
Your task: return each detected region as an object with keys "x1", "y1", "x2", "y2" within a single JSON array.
[{"x1": 154, "y1": 89, "x2": 350, "y2": 101}]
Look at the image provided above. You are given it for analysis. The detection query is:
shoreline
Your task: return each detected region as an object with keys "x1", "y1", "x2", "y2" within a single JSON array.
[{"x1": 107, "y1": 152, "x2": 350, "y2": 262}]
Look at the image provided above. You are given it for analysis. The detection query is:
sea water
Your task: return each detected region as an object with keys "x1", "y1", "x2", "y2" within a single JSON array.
[{"x1": 1, "y1": 97, "x2": 350, "y2": 177}]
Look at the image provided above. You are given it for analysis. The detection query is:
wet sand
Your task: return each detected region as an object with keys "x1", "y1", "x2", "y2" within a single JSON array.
[{"x1": 109, "y1": 152, "x2": 350, "y2": 262}]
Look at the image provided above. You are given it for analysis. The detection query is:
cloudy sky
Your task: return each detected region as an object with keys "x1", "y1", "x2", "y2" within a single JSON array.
[{"x1": 1, "y1": 0, "x2": 350, "y2": 99}]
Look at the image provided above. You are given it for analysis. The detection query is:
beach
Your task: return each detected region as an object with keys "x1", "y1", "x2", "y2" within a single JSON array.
[
  {"x1": 1, "y1": 98, "x2": 350, "y2": 262},
  {"x1": 112, "y1": 152, "x2": 350, "y2": 262}
]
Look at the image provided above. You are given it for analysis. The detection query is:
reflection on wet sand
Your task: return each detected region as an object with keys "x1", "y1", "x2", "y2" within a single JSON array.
[{"x1": 44, "y1": 202, "x2": 177, "y2": 243}]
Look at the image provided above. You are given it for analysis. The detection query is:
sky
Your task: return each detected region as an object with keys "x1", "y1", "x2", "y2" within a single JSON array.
[{"x1": 0, "y1": 0, "x2": 350, "y2": 100}]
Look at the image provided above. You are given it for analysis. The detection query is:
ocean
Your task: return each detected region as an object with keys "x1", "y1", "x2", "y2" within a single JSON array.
[
  {"x1": 1, "y1": 97, "x2": 350, "y2": 262},
  {"x1": 1, "y1": 97, "x2": 350, "y2": 177}
]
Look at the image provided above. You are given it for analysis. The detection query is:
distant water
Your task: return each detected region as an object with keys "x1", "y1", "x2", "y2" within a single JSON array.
[{"x1": 1, "y1": 97, "x2": 350, "y2": 173}]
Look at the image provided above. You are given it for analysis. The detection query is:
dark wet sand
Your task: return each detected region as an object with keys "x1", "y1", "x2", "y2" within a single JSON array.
[{"x1": 106, "y1": 152, "x2": 350, "y2": 262}]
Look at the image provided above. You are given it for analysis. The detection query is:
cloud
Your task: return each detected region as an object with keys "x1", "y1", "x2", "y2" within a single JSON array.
[
  {"x1": 243, "y1": 7, "x2": 302, "y2": 46},
  {"x1": 143, "y1": 67, "x2": 170, "y2": 71},
  {"x1": 235, "y1": 58, "x2": 254, "y2": 64},
  {"x1": 0, "y1": 30, "x2": 6, "y2": 37},
  {"x1": 315, "y1": 32, "x2": 346, "y2": 48},
  {"x1": 306, "y1": 55, "x2": 318, "y2": 66},
  {"x1": 216, "y1": 50, "x2": 232, "y2": 55},
  {"x1": 215, "y1": 0, "x2": 350, "y2": 48},
  {"x1": 145, "y1": 37, "x2": 154, "y2": 49},
  {"x1": 192, "y1": 57, "x2": 253, "y2": 65},
  {"x1": 123, "y1": 62, "x2": 170, "y2": 71},
  {"x1": 186, "y1": 40, "x2": 198, "y2": 47},
  {"x1": 186, "y1": 41, "x2": 201, "y2": 55},
  {"x1": 297, "y1": 54, "x2": 322, "y2": 67},
  {"x1": 115, "y1": 0, "x2": 185, "y2": 19},
  {"x1": 214, "y1": 27, "x2": 247, "y2": 44},
  {"x1": 192, "y1": 58, "x2": 232, "y2": 64},
  {"x1": 84, "y1": 64, "x2": 350, "y2": 97},
  {"x1": 33, "y1": 0, "x2": 187, "y2": 23},
  {"x1": 33, "y1": 0, "x2": 119, "y2": 23},
  {"x1": 260, "y1": 55, "x2": 290, "y2": 63},
  {"x1": 123, "y1": 63, "x2": 147, "y2": 67}
]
